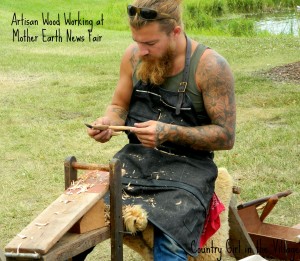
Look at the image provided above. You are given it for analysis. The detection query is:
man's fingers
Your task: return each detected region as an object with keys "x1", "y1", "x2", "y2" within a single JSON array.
[
  {"x1": 93, "y1": 129, "x2": 112, "y2": 143},
  {"x1": 134, "y1": 121, "x2": 152, "y2": 128}
]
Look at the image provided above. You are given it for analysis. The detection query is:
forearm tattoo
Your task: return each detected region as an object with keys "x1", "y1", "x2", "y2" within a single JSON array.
[
  {"x1": 155, "y1": 122, "x2": 167, "y2": 145},
  {"x1": 111, "y1": 107, "x2": 128, "y2": 122}
]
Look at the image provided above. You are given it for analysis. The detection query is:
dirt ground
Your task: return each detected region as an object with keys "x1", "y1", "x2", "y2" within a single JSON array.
[{"x1": 261, "y1": 61, "x2": 300, "y2": 83}]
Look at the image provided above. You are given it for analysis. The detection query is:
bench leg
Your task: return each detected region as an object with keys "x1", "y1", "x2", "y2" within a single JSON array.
[{"x1": 109, "y1": 159, "x2": 123, "y2": 261}]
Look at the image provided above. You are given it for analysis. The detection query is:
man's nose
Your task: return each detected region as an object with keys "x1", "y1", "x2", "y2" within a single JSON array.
[{"x1": 138, "y1": 44, "x2": 149, "y2": 56}]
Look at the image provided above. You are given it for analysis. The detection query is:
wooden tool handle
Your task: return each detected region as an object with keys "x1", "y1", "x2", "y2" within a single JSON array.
[
  {"x1": 108, "y1": 125, "x2": 133, "y2": 131},
  {"x1": 91, "y1": 124, "x2": 133, "y2": 131}
]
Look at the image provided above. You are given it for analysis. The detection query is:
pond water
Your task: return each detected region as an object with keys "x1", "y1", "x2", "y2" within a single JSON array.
[{"x1": 254, "y1": 11, "x2": 299, "y2": 36}]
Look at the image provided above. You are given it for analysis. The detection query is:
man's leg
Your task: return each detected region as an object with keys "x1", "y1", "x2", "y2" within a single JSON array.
[{"x1": 153, "y1": 226, "x2": 187, "y2": 261}]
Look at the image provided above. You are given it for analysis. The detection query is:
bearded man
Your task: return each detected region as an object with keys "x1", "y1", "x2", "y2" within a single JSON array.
[{"x1": 88, "y1": 0, "x2": 236, "y2": 260}]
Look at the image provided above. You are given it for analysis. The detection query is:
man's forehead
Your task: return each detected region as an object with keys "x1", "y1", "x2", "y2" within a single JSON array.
[{"x1": 130, "y1": 23, "x2": 166, "y2": 43}]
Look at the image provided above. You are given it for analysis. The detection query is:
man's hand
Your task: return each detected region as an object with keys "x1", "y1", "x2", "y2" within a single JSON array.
[
  {"x1": 131, "y1": 121, "x2": 169, "y2": 148},
  {"x1": 87, "y1": 117, "x2": 113, "y2": 143}
]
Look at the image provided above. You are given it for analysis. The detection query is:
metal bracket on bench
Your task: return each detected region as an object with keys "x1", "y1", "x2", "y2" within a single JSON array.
[{"x1": 5, "y1": 252, "x2": 41, "y2": 259}]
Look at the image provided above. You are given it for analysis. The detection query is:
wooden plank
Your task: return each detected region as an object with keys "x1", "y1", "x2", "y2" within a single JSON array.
[
  {"x1": 292, "y1": 223, "x2": 300, "y2": 229},
  {"x1": 238, "y1": 206, "x2": 262, "y2": 233},
  {"x1": 249, "y1": 234, "x2": 300, "y2": 260},
  {"x1": 228, "y1": 197, "x2": 257, "y2": 259},
  {"x1": 70, "y1": 200, "x2": 106, "y2": 234},
  {"x1": 5, "y1": 171, "x2": 109, "y2": 255},
  {"x1": 42, "y1": 227, "x2": 110, "y2": 261},
  {"x1": 252, "y1": 223, "x2": 300, "y2": 242}
]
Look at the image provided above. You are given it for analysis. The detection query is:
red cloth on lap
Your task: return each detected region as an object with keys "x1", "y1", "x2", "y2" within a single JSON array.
[{"x1": 199, "y1": 193, "x2": 225, "y2": 248}]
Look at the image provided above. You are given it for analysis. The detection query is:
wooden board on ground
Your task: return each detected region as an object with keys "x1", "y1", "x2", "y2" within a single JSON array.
[{"x1": 5, "y1": 170, "x2": 109, "y2": 255}]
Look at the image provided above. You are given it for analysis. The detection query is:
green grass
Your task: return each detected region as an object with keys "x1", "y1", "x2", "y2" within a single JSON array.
[{"x1": 1, "y1": 1, "x2": 300, "y2": 260}]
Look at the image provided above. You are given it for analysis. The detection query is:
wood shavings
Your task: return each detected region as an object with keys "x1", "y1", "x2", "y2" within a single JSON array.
[
  {"x1": 122, "y1": 191, "x2": 131, "y2": 200},
  {"x1": 176, "y1": 200, "x2": 182, "y2": 205},
  {"x1": 151, "y1": 171, "x2": 160, "y2": 180},
  {"x1": 144, "y1": 198, "x2": 156, "y2": 208},
  {"x1": 154, "y1": 147, "x2": 186, "y2": 157},
  {"x1": 126, "y1": 182, "x2": 134, "y2": 191},
  {"x1": 17, "y1": 234, "x2": 27, "y2": 239},
  {"x1": 76, "y1": 186, "x2": 88, "y2": 194},
  {"x1": 60, "y1": 199, "x2": 74, "y2": 204},
  {"x1": 66, "y1": 171, "x2": 105, "y2": 194},
  {"x1": 35, "y1": 222, "x2": 49, "y2": 226},
  {"x1": 129, "y1": 153, "x2": 144, "y2": 161},
  {"x1": 122, "y1": 191, "x2": 143, "y2": 200},
  {"x1": 17, "y1": 243, "x2": 22, "y2": 254}
]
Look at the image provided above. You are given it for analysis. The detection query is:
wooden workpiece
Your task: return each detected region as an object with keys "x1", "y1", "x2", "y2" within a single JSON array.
[{"x1": 5, "y1": 170, "x2": 110, "y2": 255}]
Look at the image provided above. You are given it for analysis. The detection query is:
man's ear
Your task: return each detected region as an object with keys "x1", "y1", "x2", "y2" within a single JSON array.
[{"x1": 173, "y1": 26, "x2": 182, "y2": 37}]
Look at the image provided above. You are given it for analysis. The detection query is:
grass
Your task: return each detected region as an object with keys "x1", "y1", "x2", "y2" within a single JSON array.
[{"x1": 1, "y1": 1, "x2": 300, "y2": 260}]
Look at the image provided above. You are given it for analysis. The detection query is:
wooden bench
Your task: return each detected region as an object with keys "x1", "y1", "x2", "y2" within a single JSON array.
[{"x1": 4, "y1": 156, "x2": 124, "y2": 261}]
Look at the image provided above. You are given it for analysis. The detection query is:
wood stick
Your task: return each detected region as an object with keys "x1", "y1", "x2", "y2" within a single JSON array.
[
  {"x1": 72, "y1": 162, "x2": 110, "y2": 172},
  {"x1": 260, "y1": 195, "x2": 278, "y2": 222},
  {"x1": 237, "y1": 190, "x2": 292, "y2": 210},
  {"x1": 90, "y1": 124, "x2": 133, "y2": 131}
]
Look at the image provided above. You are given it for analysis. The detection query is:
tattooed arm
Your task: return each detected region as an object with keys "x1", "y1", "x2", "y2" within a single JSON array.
[
  {"x1": 194, "y1": 49, "x2": 236, "y2": 150},
  {"x1": 88, "y1": 44, "x2": 138, "y2": 143},
  {"x1": 133, "y1": 49, "x2": 236, "y2": 151}
]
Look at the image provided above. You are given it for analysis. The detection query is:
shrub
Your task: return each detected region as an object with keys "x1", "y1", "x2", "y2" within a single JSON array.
[
  {"x1": 227, "y1": 18, "x2": 256, "y2": 36},
  {"x1": 184, "y1": 2, "x2": 215, "y2": 31},
  {"x1": 204, "y1": 0, "x2": 226, "y2": 17}
]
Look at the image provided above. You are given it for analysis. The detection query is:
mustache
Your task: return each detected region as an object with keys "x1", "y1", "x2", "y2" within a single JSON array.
[{"x1": 140, "y1": 54, "x2": 159, "y2": 62}]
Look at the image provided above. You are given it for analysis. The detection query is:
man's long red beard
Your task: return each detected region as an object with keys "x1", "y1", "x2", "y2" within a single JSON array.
[{"x1": 136, "y1": 47, "x2": 175, "y2": 86}]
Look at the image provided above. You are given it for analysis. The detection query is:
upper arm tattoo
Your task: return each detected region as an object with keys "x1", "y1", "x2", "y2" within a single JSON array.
[{"x1": 198, "y1": 53, "x2": 235, "y2": 127}]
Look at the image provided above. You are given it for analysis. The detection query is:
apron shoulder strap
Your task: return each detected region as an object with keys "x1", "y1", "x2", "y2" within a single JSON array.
[{"x1": 176, "y1": 35, "x2": 192, "y2": 115}]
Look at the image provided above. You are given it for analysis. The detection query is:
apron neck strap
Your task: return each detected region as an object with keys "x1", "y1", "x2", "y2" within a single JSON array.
[{"x1": 176, "y1": 34, "x2": 192, "y2": 115}]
